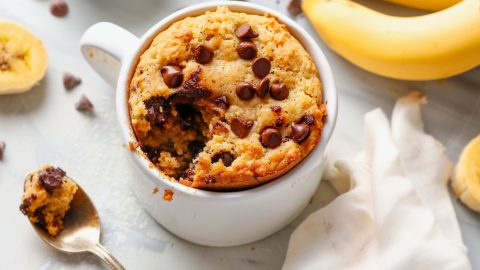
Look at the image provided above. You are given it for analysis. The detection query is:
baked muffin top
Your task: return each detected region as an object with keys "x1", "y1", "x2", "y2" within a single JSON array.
[{"x1": 129, "y1": 6, "x2": 326, "y2": 190}]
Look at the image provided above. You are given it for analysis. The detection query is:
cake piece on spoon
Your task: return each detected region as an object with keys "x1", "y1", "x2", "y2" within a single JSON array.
[{"x1": 20, "y1": 165, "x2": 78, "y2": 236}]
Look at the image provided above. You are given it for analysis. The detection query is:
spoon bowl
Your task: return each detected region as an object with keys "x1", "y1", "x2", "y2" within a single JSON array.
[
  {"x1": 31, "y1": 184, "x2": 100, "y2": 252},
  {"x1": 26, "y1": 176, "x2": 126, "y2": 270}
]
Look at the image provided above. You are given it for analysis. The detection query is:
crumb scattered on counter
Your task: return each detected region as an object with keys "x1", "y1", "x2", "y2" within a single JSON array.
[
  {"x1": 152, "y1": 187, "x2": 159, "y2": 195},
  {"x1": 163, "y1": 189, "x2": 174, "y2": 201},
  {"x1": 128, "y1": 142, "x2": 137, "y2": 151}
]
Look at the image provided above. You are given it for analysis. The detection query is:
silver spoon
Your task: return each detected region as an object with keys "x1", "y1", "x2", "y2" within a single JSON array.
[{"x1": 27, "y1": 178, "x2": 126, "y2": 270}]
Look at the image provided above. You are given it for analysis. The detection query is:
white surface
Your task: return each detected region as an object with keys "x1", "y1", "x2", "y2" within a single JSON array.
[
  {"x1": 284, "y1": 93, "x2": 470, "y2": 270},
  {"x1": 0, "y1": 0, "x2": 479, "y2": 269},
  {"x1": 80, "y1": 1, "x2": 338, "y2": 247}
]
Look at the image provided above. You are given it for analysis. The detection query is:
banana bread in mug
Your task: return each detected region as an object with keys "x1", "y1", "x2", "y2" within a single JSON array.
[{"x1": 128, "y1": 6, "x2": 326, "y2": 190}]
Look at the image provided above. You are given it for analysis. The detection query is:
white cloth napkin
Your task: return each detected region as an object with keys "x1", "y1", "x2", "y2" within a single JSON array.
[{"x1": 282, "y1": 92, "x2": 471, "y2": 270}]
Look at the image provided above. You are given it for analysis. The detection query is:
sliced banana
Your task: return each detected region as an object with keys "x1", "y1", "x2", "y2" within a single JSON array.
[
  {"x1": 0, "y1": 21, "x2": 48, "y2": 94},
  {"x1": 452, "y1": 136, "x2": 480, "y2": 212}
]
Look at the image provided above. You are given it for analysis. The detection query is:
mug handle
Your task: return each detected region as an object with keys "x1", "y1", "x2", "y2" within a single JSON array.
[{"x1": 80, "y1": 22, "x2": 139, "y2": 87}]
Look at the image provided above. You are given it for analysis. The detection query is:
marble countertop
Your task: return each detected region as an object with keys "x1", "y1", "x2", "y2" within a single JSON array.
[{"x1": 1, "y1": 0, "x2": 479, "y2": 269}]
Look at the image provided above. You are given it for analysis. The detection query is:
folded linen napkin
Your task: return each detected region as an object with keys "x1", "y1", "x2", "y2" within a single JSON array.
[{"x1": 282, "y1": 92, "x2": 471, "y2": 270}]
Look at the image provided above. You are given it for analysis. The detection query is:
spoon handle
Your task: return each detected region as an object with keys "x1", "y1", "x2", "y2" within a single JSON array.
[{"x1": 89, "y1": 243, "x2": 126, "y2": 270}]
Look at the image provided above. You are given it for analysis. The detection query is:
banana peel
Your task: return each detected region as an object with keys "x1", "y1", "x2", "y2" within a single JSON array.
[
  {"x1": 0, "y1": 21, "x2": 48, "y2": 94},
  {"x1": 303, "y1": 0, "x2": 480, "y2": 80}
]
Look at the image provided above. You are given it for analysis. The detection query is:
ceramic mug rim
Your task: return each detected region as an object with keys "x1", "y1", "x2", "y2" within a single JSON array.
[{"x1": 116, "y1": 1, "x2": 338, "y2": 199}]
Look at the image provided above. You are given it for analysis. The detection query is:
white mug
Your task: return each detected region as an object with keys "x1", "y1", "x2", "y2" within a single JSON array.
[{"x1": 80, "y1": 1, "x2": 337, "y2": 247}]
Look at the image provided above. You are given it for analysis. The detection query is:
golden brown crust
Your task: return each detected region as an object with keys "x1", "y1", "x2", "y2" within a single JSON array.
[{"x1": 129, "y1": 7, "x2": 325, "y2": 190}]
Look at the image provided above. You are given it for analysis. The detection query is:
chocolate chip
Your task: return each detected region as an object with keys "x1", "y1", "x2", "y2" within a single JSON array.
[
  {"x1": 144, "y1": 96, "x2": 170, "y2": 127},
  {"x1": 275, "y1": 118, "x2": 283, "y2": 127},
  {"x1": 170, "y1": 68, "x2": 211, "y2": 103},
  {"x1": 255, "y1": 78, "x2": 269, "y2": 98},
  {"x1": 204, "y1": 175, "x2": 217, "y2": 184},
  {"x1": 63, "y1": 72, "x2": 81, "y2": 90},
  {"x1": 50, "y1": 0, "x2": 68, "y2": 17},
  {"x1": 288, "y1": 0, "x2": 303, "y2": 16},
  {"x1": 19, "y1": 197, "x2": 32, "y2": 215},
  {"x1": 141, "y1": 145, "x2": 161, "y2": 162},
  {"x1": 260, "y1": 127, "x2": 282, "y2": 148},
  {"x1": 236, "y1": 82, "x2": 255, "y2": 100},
  {"x1": 188, "y1": 140, "x2": 205, "y2": 158},
  {"x1": 176, "y1": 104, "x2": 198, "y2": 130},
  {"x1": 0, "y1": 141, "x2": 5, "y2": 160},
  {"x1": 252, "y1": 57, "x2": 271, "y2": 78},
  {"x1": 75, "y1": 94, "x2": 94, "y2": 111},
  {"x1": 271, "y1": 106, "x2": 281, "y2": 113},
  {"x1": 291, "y1": 123, "x2": 310, "y2": 143},
  {"x1": 194, "y1": 45, "x2": 214, "y2": 64},
  {"x1": 214, "y1": 95, "x2": 230, "y2": 110},
  {"x1": 39, "y1": 167, "x2": 66, "y2": 194},
  {"x1": 183, "y1": 165, "x2": 196, "y2": 181},
  {"x1": 34, "y1": 208, "x2": 46, "y2": 226},
  {"x1": 161, "y1": 65, "x2": 183, "y2": 88},
  {"x1": 212, "y1": 151, "x2": 235, "y2": 167},
  {"x1": 236, "y1": 41, "x2": 257, "y2": 60},
  {"x1": 301, "y1": 114, "x2": 315, "y2": 125},
  {"x1": 235, "y1": 24, "x2": 259, "y2": 39},
  {"x1": 231, "y1": 117, "x2": 254, "y2": 138},
  {"x1": 270, "y1": 83, "x2": 289, "y2": 100}
]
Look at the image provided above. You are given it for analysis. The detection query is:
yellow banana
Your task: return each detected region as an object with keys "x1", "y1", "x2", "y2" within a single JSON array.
[
  {"x1": 0, "y1": 21, "x2": 48, "y2": 94},
  {"x1": 452, "y1": 136, "x2": 480, "y2": 212},
  {"x1": 381, "y1": 0, "x2": 461, "y2": 11},
  {"x1": 302, "y1": 0, "x2": 480, "y2": 80}
]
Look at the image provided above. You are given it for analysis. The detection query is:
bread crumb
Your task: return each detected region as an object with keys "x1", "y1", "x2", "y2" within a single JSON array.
[
  {"x1": 163, "y1": 189, "x2": 174, "y2": 201},
  {"x1": 128, "y1": 141, "x2": 136, "y2": 151}
]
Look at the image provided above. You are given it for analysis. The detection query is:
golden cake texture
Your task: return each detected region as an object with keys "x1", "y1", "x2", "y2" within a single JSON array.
[
  {"x1": 129, "y1": 7, "x2": 326, "y2": 190},
  {"x1": 20, "y1": 165, "x2": 78, "y2": 236}
]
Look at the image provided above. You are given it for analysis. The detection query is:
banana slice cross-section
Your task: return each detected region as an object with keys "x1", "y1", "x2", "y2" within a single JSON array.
[
  {"x1": 0, "y1": 21, "x2": 48, "y2": 94},
  {"x1": 452, "y1": 136, "x2": 480, "y2": 212}
]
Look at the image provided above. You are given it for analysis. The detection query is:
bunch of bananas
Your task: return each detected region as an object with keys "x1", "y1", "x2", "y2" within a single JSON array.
[
  {"x1": 303, "y1": 0, "x2": 480, "y2": 80},
  {"x1": 0, "y1": 21, "x2": 48, "y2": 94}
]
